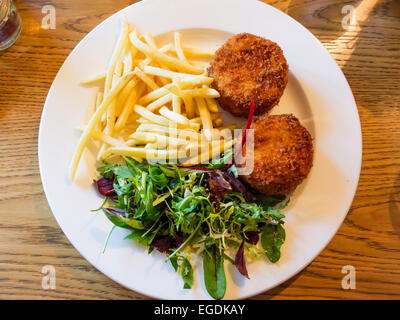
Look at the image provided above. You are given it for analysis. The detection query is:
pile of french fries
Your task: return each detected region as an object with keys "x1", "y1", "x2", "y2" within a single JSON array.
[{"x1": 69, "y1": 17, "x2": 236, "y2": 181}]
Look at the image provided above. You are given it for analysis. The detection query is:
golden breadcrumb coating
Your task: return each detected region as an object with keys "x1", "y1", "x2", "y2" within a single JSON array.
[
  {"x1": 208, "y1": 33, "x2": 288, "y2": 117},
  {"x1": 239, "y1": 114, "x2": 313, "y2": 195}
]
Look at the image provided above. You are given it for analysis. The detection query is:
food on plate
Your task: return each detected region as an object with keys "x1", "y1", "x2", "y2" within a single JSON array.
[
  {"x1": 239, "y1": 114, "x2": 313, "y2": 195},
  {"x1": 94, "y1": 154, "x2": 289, "y2": 300},
  {"x1": 69, "y1": 16, "x2": 313, "y2": 300},
  {"x1": 68, "y1": 17, "x2": 230, "y2": 181},
  {"x1": 207, "y1": 33, "x2": 288, "y2": 117}
]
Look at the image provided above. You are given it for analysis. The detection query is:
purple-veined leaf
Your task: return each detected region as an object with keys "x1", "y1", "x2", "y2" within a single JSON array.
[
  {"x1": 235, "y1": 240, "x2": 249, "y2": 279},
  {"x1": 245, "y1": 231, "x2": 259, "y2": 245},
  {"x1": 94, "y1": 178, "x2": 115, "y2": 196},
  {"x1": 150, "y1": 236, "x2": 172, "y2": 253}
]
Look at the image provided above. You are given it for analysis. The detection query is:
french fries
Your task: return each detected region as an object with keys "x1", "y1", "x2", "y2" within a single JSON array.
[
  {"x1": 69, "y1": 19, "x2": 235, "y2": 181},
  {"x1": 129, "y1": 31, "x2": 203, "y2": 74},
  {"x1": 134, "y1": 105, "x2": 170, "y2": 126},
  {"x1": 69, "y1": 72, "x2": 135, "y2": 179}
]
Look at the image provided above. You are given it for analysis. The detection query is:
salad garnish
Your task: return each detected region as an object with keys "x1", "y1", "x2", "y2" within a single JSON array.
[{"x1": 94, "y1": 157, "x2": 288, "y2": 299}]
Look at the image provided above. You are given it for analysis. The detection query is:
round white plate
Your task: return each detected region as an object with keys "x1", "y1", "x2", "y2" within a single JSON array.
[{"x1": 39, "y1": 0, "x2": 362, "y2": 299}]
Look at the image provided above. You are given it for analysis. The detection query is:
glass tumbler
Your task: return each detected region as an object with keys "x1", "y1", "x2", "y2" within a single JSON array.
[{"x1": 0, "y1": 0, "x2": 22, "y2": 51}]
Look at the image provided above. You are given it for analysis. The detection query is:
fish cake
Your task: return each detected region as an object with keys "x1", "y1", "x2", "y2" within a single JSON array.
[
  {"x1": 239, "y1": 114, "x2": 313, "y2": 195},
  {"x1": 208, "y1": 33, "x2": 288, "y2": 117}
]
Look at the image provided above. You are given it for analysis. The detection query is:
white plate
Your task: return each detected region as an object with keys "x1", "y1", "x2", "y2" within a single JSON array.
[{"x1": 39, "y1": 0, "x2": 362, "y2": 299}]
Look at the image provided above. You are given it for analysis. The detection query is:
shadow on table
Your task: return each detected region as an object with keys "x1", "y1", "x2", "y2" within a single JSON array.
[{"x1": 250, "y1": 270, "x2": 304, "y2": 299}]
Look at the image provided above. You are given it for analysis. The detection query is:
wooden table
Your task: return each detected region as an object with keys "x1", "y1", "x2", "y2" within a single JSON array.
[{"x1": 0, "y1": 0, "x2": 399, "y2": 299}]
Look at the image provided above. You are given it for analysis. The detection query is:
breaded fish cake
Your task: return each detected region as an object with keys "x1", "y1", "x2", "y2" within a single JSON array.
[
  {"x1": 208, "y1": 33, "x2": 288, "y2": 117},
  {"x1": 239, "y1": 114, "x2": 313, "y2": 195}
]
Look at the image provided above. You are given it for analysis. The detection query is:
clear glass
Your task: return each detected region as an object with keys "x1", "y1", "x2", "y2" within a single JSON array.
[{"x1": 0, "y1": 0, "x2": 22, "y2": 51}]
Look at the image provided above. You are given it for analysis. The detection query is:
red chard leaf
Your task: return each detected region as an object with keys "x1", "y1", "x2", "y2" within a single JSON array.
[
  {"x1": 150, "y1": 236, "x2": 172, "y2": 253},
  {"x1": 94, "y1": 178, "x2": 115, "y2": 196},
  {"x1": 245, "y1": 231, "x2": 259, "y2": 245},
  {"x1": 235, "y1": 240, "x2": 250, "y2": 279},
  {"x1": 207, "y1": 171, "x2": 232, "y2": 211}
]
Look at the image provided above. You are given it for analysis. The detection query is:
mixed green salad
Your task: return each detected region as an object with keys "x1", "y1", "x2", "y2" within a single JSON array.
[{"x1": 93, "y1": 151, "x2": 288, "y2": 299}]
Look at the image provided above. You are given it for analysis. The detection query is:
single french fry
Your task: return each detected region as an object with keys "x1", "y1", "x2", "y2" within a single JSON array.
[
  {"x1": 112, "y1": 61, "x2": 124, "y2": 86},
  {"x1": 195, "y1": 97, "x2": 213, "y2": 140},
  {"x1": 142, "y1": 65, "x2": 213, "y2": 86},
  {"x1": 136, "y1": 118, "x2": 152, "y2": 124},
  {"x1": 174, "y1": 32, "x2": 187, "y2": 62},
  {"x1": 137, "y1": 123, "x2": 170, "y2": 134},
  {"x1": 137, "y1": 83, "x2": 174, "y2": 105},
  {"x1": 159, "y1": 106, "x2": 189, "y2": 126},
  {"x1": 167, "y1": 85, "x2": 219, "y2": 100},
  {"x1": 182, "y1": 47, "x2": 215, "y2": 59},
  {"x1": 95, "y1": 92, "x2": 104, "y2": 110},
  {"x1": 125, "y1": 139, "x2": 138, "y2": 146},
  {"x1": 167, "y1": 46, "x2": 215, "y2": 59},
  {"x1": 206, "y1": 98, "x2": 219, "y2": 113},
  {"x1": 172, "y1": 95, "x2": 181, "y2": 114},
  {"x1": 174, "y1": 76, "x2": 214, "y2": 89},
  {"x1": 122, "y1": 50, "x2": 133, "y2": 75},
  {"x1": 104, "y1": 19, "x2": 129, "y2": 95},
  {"x1": 80, "y1": 72, "x2": 106, "y2": 85},
  {"x1": 129, "y1": 132, "x2": 157, "y2": 143},
  {"x1": 146, "y1": 93, "x2": 173, "y2": 112},
  {"x1": 94, "y1": 93, "x2": 104, "y2": 131},
  {"x1": 99, "y1": 99, "x2": 117, "y2": 160},
  {"x1": 105, "y1": 101, "x2": 116, "y2": 135},
  {"x1": 181, "y1": 87, "x2": 220, "y2": 98},
  {"x1": 182, "y1": 94, "x2": 195, "y2": 119},
  {"x1": 144, "y1": 31, "x2": 157, "y2": 48}
]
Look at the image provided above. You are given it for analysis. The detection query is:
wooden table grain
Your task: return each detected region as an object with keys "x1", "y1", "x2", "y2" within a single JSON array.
[{"x1": 0, "y1": 0, "x2": 399, "y2": 300}]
